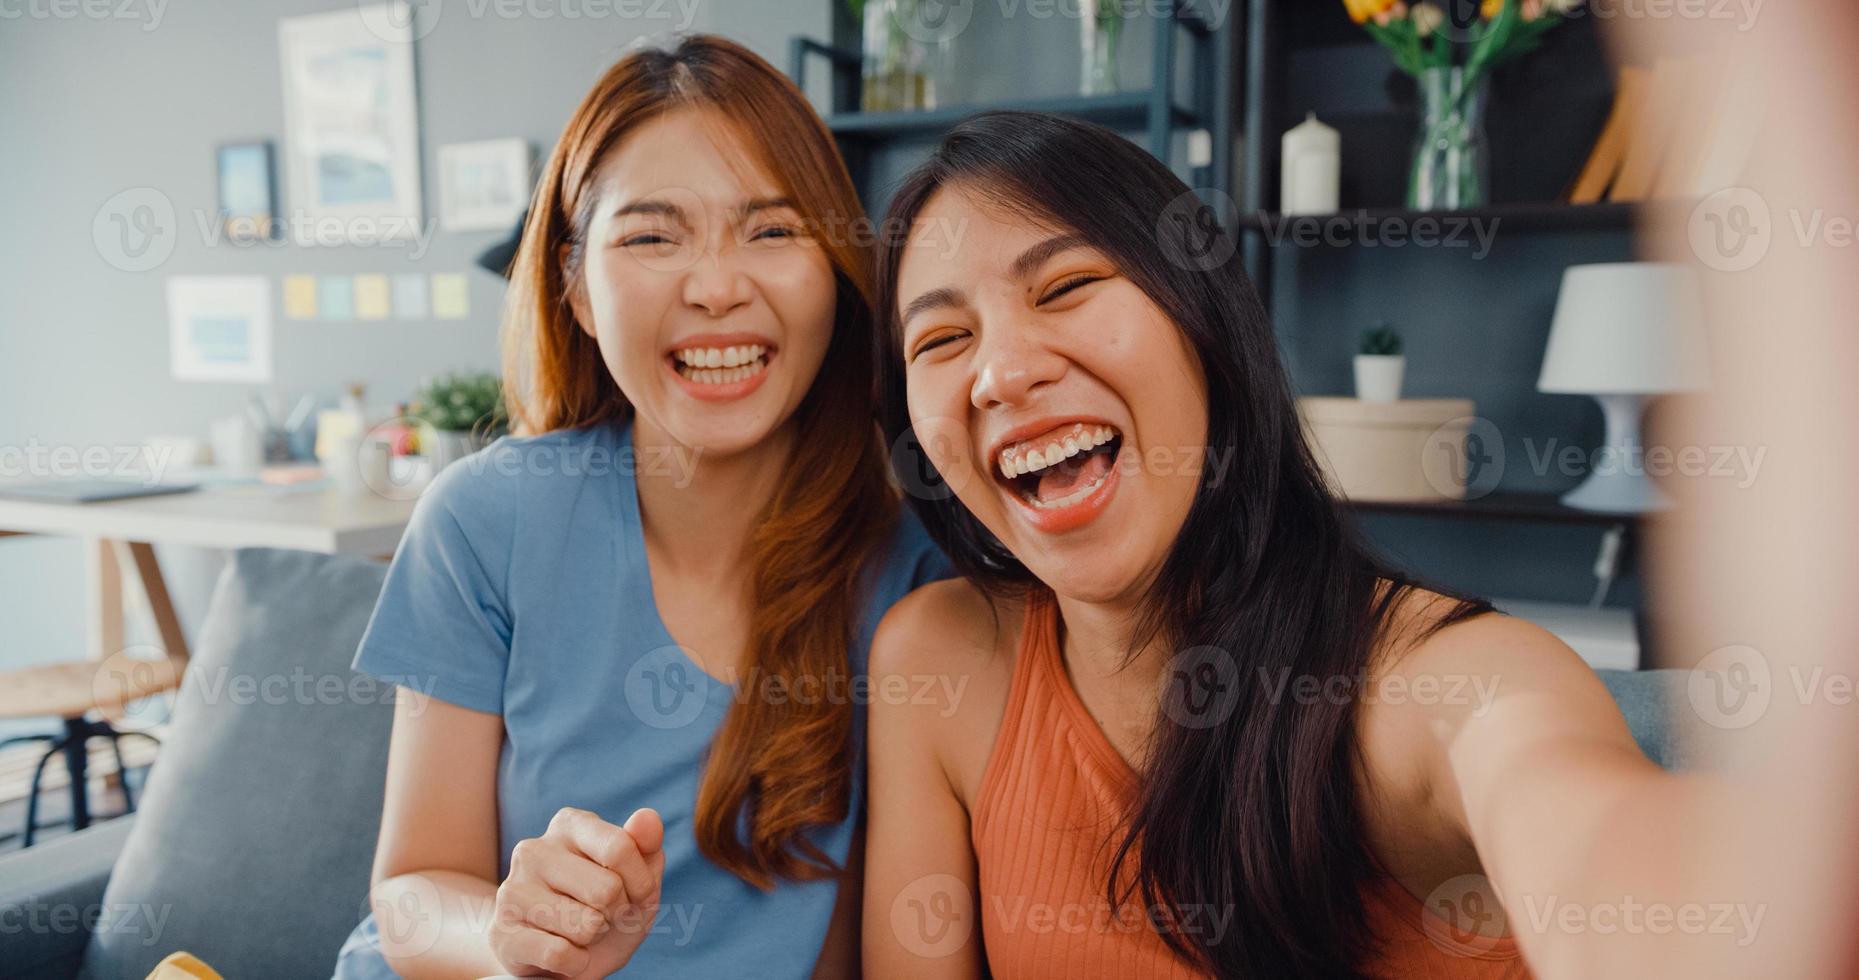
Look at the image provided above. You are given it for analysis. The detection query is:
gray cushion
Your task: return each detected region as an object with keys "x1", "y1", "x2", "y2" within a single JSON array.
[
  {"x1": 1596, "y1": 668, "x2": 1721, "y2": 771},
  {"x1": 81, "y1": 548, "x2": 391, "y2": 980}
]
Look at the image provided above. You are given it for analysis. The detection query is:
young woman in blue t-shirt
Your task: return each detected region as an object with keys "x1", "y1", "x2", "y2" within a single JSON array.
[{"x1": 332, "y1": 36, "x2": 947, "y2": 980}]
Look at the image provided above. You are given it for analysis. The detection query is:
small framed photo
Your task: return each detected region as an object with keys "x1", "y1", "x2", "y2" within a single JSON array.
[
  {"x1": 216, "y1": 140, "x2": 279, "y2": 242},
  {"x1": 439, "y1": 138, "x2": 534, "y2": 232}
]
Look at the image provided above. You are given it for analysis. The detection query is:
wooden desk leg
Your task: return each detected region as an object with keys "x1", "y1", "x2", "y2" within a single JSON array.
[
  {"x1": 85, "y1": 536, "x2": 125, "y2": 659},
  {"x1": 120, "y1": 541, "x2": 190, "y2": 667}
]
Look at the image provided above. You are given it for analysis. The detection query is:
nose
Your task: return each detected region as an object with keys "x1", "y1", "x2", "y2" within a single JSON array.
[
  {"x1": 681, "y1": 248, "x2": 753, "y2": 318},
  {"x1": 969, "y1": 321, "x2": 1067, "y2": 410}
]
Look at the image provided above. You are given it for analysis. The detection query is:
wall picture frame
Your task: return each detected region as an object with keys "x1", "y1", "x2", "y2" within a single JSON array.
[
  {"x1": 277, "y1": 1, "x2": 423, "y2": 245},
  {"x1": 166, "y1": 276, "x2": 274, "y2": 384},
  {"x1": 216, "y1": 140, "x2": 279, "y2": 242},
  {"x1": 438, "y1": 138, "x2": 534, "y2": 232}
]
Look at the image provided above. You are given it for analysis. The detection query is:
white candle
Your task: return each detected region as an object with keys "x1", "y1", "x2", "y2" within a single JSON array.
[{"x1": 1281, "y1": 112, "x2": 1341, "y2": 215}]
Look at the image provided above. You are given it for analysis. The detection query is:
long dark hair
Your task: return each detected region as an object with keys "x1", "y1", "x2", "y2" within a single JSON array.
[{"x1": 873, "y1": 111, "x2": 1495, "y2": 978}]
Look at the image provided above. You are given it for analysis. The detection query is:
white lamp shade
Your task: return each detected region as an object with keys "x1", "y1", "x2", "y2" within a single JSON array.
[{"x1": 1537, "y1": 263, "x2": 1711, "y2": 394}]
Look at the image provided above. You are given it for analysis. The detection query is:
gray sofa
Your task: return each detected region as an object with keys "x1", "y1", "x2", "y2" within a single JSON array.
[{"x1": 0, "y1": 548, "x2": 1714, "y2": 980}]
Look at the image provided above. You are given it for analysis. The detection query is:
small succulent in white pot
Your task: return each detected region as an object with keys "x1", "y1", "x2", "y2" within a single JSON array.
[{"x1": 1354, "y1": 325, "x2": 1406, "y2": 403}]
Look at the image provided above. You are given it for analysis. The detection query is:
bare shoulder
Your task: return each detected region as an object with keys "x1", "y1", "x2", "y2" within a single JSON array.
[
  {"x1": 1370, "y1": 583, "x2": 1604, "y2": 696},
  {"x1": 869, "y1": 578, "x2": 1023, "y2": 806},
  {"x1": 1358, "y1": 581, "x2": 1646, "y2": 818},
  {"x1": 871, "y1": 577, "x2": 1019, "y2": 678}
]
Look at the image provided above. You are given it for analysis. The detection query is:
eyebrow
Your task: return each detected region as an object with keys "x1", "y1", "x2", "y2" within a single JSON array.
[
  {"x1": 900, "y1": 286, "x2": 965, "y2": 330},
  {"x1": 610, "y1": 196, "x2": 796, "y2": 223},
  {"x1": 1009, "y1": 232, "x2": 1091, "y2": 280},
  {"x1": 898, "y1": 232, "x2": 1093, "y2": 330}
]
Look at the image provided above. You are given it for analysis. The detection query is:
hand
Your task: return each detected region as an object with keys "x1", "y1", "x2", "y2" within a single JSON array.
[{"x1": 489, "y1": 807, "x2": 666, "y2": 980}]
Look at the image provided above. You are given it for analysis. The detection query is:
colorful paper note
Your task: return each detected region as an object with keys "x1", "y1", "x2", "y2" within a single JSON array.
[
  {"x1": 354, "y1": 274, "x2": 390, "y2": 320},
  {"x1": 282, "y1": 275, "x2": 317, "y2": 319},
  {"x1": 392, "y1": 273, "x2": 428, "y2": 319},
  {"x1": 431, "y1": 273, "x2": 469, "y2": 320},
  {"x1": 319, "y1": 276, "x2": 355, "y2": 321}
]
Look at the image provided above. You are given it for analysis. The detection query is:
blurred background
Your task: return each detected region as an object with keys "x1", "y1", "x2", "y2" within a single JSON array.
[{"x1": 0, "y1": 0, "x2": 1734, "y2": 856}]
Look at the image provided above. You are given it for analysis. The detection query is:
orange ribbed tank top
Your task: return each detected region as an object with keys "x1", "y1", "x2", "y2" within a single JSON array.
[{"x1": 969, "y1": 588, "x2": 1532, "y2": 979}]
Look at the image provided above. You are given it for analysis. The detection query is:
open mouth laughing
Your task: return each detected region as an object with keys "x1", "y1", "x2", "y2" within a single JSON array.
[
  {"x1": 991, "y1": 420, "x2": 1124, "y2": 532},
  {"x1": 666, "y1": 338, "x2": 774, "y2": 401}
]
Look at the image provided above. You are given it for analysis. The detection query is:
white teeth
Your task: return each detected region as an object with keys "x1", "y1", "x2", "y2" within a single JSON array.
[
  {"x1": 675, "y1": 349, "x2": 768, "y2": 386},
  {"x1": 1024, "y1": 471, "x2": 1110, "y2": 510},
  {"x1": 677, "y1": 344, "x2": 766, "y2": 369},
  {"x1": 997, "y1": 423, "x2": 1120, "y2": 481}
]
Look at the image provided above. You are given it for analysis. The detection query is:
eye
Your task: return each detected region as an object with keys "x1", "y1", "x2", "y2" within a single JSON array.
[
  {"x1": 750, "y1": 224, "x2": 798, "y2": 241},
  {"x1": 910, "y1": 330, "x2": 969, "y2": 361},
  {"x1": 620, "y1": 232, "x2": 674, "y2": 247},
  {"x1": 1037, "y1": 273, "x2": 1103, "y2": 305}
]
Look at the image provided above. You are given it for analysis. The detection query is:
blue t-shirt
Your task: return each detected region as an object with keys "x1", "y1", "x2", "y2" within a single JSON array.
[{"x1": 332, "y1": 419, "x2": 949, "y2": 979}]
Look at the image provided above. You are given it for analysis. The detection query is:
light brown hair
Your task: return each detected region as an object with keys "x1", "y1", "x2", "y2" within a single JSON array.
[{"x1": 502, "y1": 35, "x2": 895, "y2": 888}]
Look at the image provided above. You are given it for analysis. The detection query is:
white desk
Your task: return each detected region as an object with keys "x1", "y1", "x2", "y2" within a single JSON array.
[{"x1": 0, "y1": 484, "x2": 417, "y2": 661}]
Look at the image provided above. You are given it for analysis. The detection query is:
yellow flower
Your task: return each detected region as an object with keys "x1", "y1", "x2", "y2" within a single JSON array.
[
  {"x1": 1482, "y1": 0, "x2": 1505, "y2": 16},
  {"x1": 1344, "y1": 0, "x2": 1400, "y2": 25},
  {"x1": 1412, "y1": 2, "x2": 1444, "y2": 34}
]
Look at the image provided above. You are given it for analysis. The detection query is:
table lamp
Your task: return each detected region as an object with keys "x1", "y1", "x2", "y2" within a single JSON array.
[{"x1": 1537, "y1": 263, "x2": 1710, "y2": 512}]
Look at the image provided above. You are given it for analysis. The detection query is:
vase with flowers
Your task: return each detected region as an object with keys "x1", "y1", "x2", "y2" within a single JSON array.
[{"x1": 1344, "y1": 0, "x2": 1582, "y2": 210}]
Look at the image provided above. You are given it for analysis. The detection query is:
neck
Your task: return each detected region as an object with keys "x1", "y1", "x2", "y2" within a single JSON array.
[
  {"x1": 631, "y1": 412, "x2": 793, "y2": 579},
  {"x1": 1051, "y1": 588, "x2": 1169, "y2": 687}
]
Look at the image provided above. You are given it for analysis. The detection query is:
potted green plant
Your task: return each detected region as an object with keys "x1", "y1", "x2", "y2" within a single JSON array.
[
  {"x1": 412, "y1": 372, "x2": 507, "y2": 471},
  {"x1": 1355, "y1": 324, "x2": 1406, "y2": 403}
]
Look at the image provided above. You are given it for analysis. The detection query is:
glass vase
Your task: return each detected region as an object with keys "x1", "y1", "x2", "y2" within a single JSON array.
[
  {"x1": 1408, "y1": 66, "x2": 1490, "y2": 210},
  {"x1": 1080, "y1": 2, "x2": 1124, "y2": 95},
  {"x1": 861, "y1": 0, "x2": 934, "y2": 111}
]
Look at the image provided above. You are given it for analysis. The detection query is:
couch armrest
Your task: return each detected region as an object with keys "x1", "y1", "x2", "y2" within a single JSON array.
[{"x1": 0, "y1": 816, "x2": 136, "y2": 980}]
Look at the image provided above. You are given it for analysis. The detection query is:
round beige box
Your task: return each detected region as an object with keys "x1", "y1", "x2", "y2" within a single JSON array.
[{"x1": 1297, "y1": 397, "x2": 1476, "y2": 502}]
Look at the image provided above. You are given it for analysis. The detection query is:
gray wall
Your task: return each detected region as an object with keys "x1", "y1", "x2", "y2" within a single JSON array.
[
  {"x1": 0, "y1": 0, "x2": 830, "y2": 728},
  {"x1": 0, "y1": 0, "x2": 1191, "y2": 728}
]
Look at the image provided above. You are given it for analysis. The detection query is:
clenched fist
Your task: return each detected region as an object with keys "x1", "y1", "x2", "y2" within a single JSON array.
[{"x1": 489, "y1": 807, "x2": 666, "y2": 979}]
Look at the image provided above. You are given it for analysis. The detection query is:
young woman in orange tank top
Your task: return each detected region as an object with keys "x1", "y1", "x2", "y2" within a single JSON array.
[{"x1": 858, "y1": 112, "x2": 1771, "y2": 979}]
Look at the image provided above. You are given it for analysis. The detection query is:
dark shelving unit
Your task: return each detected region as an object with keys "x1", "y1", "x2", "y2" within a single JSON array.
[
  {"x1": 1346, "y1": 493, "x2": 1642, "y2": 527},
  {"x1": 1237, "y1": 3, "x2": 1655, "y2": 619},
  {"x1": 824, "y1": 92, "x2": 1200, "y2": 140},
  {"x1": 791, "y1": 1, "x2": 1236, "y2": 207},
  {"x1": 1235, "y1": 200, "x2": 1666, "y2": 236}
]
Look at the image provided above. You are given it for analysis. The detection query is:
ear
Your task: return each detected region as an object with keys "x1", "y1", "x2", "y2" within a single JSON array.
[{"x1": 559, "y1": 241, "x2": 596, "y2": 340}]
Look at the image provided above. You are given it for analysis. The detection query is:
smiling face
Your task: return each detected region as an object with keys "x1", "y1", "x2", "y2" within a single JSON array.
[
  {"x1": 896, "y1": 186, "x2": 1209, "y2": 605},
  {"x1": 568, "y1": 108, "x2": 837, "y2": 457}
]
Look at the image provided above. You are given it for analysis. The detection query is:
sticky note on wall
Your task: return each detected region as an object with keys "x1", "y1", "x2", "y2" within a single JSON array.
[
  {"x1": 354, "y1": 275, "x2": 390, "y2": 320},
  {"x1": 283, "y1": 275, "x2": 317, "y2": 319},
  {"x1": 431, "y1": 273, "x2": 469, "y2": 319},
  {"x1": 392, "y1": 273, "x2": 428, "y2": 319},
  {"x1": 319, "y1": 276, "x2": 355, "y2": 321}
]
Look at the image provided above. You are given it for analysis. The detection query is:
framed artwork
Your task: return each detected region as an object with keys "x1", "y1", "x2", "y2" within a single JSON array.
[
  {"x1": 216, "y1": 140, "x2": 279, "y2": 242},
  {"x1": 277, "y1": 1, "x2": 423, "y2": 244},
  {"x1": 439, "y1": 138, "x2": 534, "y2": 232},
  {"x1": 166, "y1": 276, "x2": 273, "y2": 384}
]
